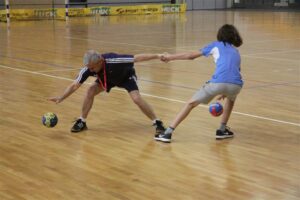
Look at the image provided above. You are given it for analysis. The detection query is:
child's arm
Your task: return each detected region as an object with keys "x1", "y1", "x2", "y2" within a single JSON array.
[{"x1": 162, "y1": 51, "x2": 202, "y2": 62}]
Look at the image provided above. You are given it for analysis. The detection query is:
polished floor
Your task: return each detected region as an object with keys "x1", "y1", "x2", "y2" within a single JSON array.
[{"x1": 0, "y1": 10, "x2": 299, "y2": 200}]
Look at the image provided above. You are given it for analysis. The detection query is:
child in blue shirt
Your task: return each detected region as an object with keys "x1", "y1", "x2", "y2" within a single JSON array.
[{"x1": 155, "y1": 24, "x2": 243, "y2": 142}]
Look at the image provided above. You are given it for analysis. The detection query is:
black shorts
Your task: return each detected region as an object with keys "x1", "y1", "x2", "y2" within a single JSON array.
[{"x1": 95, "y1": 74, "x2": 139, "y2": 93}]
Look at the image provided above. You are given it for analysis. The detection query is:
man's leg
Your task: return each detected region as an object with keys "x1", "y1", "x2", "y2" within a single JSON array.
[
  {"x1": 128, "y1": 90, "x2": 165, "y2": 133},
  {"x1": 129, "y1": 90, "x2": 156, "y2": 120},
  {"x1": 82, "y1": 82, "x2": 103, "y2": 119},
  {"x1": 71, "y1": 82, "x2": 103, "y2": 132}
]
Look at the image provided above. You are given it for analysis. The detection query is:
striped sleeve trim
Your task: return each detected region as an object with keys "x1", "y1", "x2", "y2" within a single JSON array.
[
  {"x1": 105, "y1": 57, "x2": 134, "y2": 64},
  {"x1": 75, "y1": 67, "x2": 89, "y2": 83}
]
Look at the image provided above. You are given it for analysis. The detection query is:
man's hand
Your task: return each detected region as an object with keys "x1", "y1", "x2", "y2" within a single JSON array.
[
  {"x1": 48, "y1": 96, "x2": 63, "y2": 104},
  {"x1": 47, "y1": 81, "x2": 81, "y2": 104}
]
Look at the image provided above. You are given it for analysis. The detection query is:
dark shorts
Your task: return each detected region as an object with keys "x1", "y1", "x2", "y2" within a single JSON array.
[{"x1": 95, "y1": 74, "x2": 139, "y2": 93}]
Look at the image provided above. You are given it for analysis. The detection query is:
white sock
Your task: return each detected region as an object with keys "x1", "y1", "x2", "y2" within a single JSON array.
[{"x1": 80, "y1": 117, "x2": 86, "y2": 122}]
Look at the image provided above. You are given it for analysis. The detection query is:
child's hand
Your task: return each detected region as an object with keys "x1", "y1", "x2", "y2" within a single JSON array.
[{"x1": 216, "y1": 95, "x2": 226, "y2": 101}]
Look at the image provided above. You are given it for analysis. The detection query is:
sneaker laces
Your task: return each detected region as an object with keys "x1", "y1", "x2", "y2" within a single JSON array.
[{"x1": 225, "y1": 126, "x2": 233, "y2": 132}]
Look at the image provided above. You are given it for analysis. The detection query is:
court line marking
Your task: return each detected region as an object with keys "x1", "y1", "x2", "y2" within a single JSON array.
[
  {"x1": 242, "y1": 55, "x2": 300, "y2": 62},
  {"x1": 64, "y1": 36, "x2": 300, "y2": 51},
  {"x1": 1, "y1": 49, "x2": 298, "y2": 90},
  {"x1": 243, "y1": 49, "x2": 300, "y2": 56},
  {"x1": 64, "y1": 36, "x2": 175, "y2": 50},
  {"x1": 1, "y1": 64, "x2": 299, "y2": 127},
  {"x1": 37, "y1": 68, "x2": 82, "y2": 73},
  {"x1": 177, "y1": 38, "x2": 300, "y2": 49},
  {"x1": 245, "y1": 38, "x2": 300, "y2": 44},
  {"x1": 64, "y1": 36, "x2": 300, "y2": 62},
  {"x1": 32, "y1": 66, "x2": 300, "y2": 91},
  {"x1": 2, "y1": 55, "x2": 297, "y2": 89},
  {"x1": 34, "y1": 66, "x2": 300, "y2": 90},
  {"x1": 34, "y1": 62, "x2": 162, "y2": 73}
]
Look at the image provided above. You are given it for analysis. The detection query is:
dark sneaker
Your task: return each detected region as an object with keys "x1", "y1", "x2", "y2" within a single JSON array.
[
  {"x1": 216, "y1": 127, "x2": 234, "y2": 139},
  {"x1": 71, "y1": 119, "x2": 87, "y2": 133},
  {"x1": 153, "y1": 120, "x2": 166, "y2": 134},
  {"x1": 154, "y1": 132, "x2": 172, "y2": 143}
]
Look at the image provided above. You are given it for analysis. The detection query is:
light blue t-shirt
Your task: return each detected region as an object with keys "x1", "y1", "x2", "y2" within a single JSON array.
[{"x1": 201, "y1": 41, "x2": 243, "y2": 86}]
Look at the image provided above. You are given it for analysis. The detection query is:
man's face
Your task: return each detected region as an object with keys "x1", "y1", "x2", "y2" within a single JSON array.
[{"x1": 87, "y1": 60, "x2": 102, "y2": 73}]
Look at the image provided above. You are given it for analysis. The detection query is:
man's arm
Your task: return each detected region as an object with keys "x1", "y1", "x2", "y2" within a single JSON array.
[
  {"x1": 133, "y1": 54, "x2": 162, "y2": 62},
  {"x1": 48, "y1": 81, "x2": 81, "y2": 104},
  {"x1": 162, "y1": 51, "x2": 202, "y2": 62}
]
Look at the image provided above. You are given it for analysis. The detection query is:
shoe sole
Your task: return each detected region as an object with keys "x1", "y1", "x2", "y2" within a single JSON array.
[
  {"x1": 216, "y1": 135, "x2": 234, "y2": 139},
  {"x1": 71, "y1": 127, "x2": 88, "y2": 133},
  {"x1": 154, "y1": 137, "x2": 171, "y2": 143}
]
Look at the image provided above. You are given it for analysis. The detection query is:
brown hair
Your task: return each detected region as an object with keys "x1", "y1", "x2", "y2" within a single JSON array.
[{"x1": 217, "y1": 24, "x2": 243, "y2": 47}]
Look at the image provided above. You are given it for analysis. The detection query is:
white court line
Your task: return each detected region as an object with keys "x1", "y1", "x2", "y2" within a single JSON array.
[
  {"x1": 244, "y1": 49, "x2": 300, "y2": 56},
  {"x1": 64, "y1": 36, "x2": 175, "y2": 50},
  {"x1": 246, "y1": 38, "x2": 300, "y2": 44},
  {"x1": 65, "y1": 36, "x2": 300, "y2": 50},
  {"x1": 64, "y1": 36, "x2": 300, "y2": 62},
  {"x1": 176, "y1": 38, "x2": 300, "y2": 49},
  {"x1": 242, "y1": 55, "x2": 300, "y2": 62},
  {"x1": 37, "y1": 68, "x2": 81, "y2": 73},
  {"x1": 1, "y1": 64, "x2": 299, "y2": 127}
]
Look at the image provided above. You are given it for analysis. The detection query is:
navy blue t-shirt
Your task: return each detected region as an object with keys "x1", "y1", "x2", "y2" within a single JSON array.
[{"x1": 75, "y1": 53, "x2": 135, "y2": 85}]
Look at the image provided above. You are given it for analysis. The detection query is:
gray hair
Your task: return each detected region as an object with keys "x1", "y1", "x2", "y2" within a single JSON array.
[{"x1": 83, "y1": 50, "x2": 101, "y2": 66}]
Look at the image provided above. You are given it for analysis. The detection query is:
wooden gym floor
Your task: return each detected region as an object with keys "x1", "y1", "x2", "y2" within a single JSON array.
[{"x1": 0, "y1": 10, "x2": 299, "y2": 200}]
